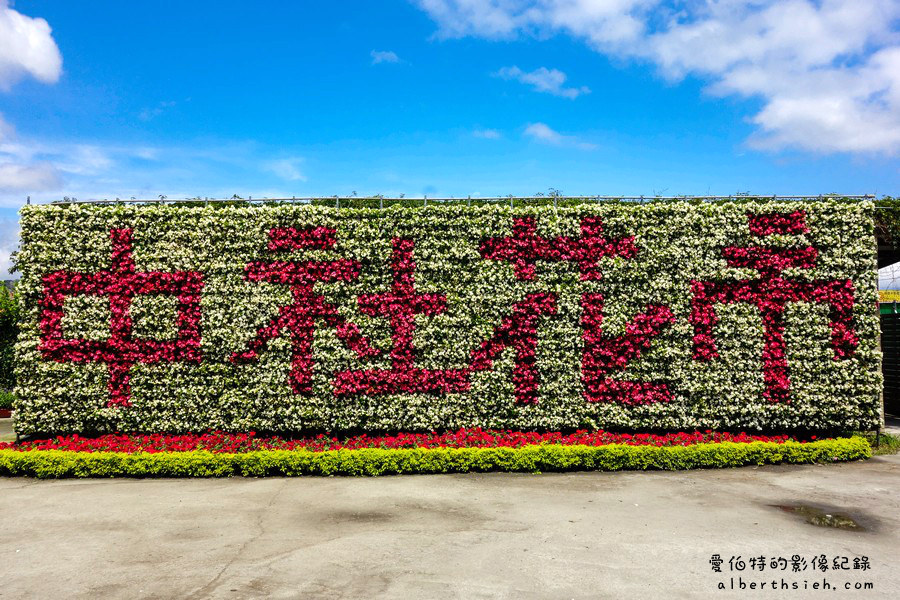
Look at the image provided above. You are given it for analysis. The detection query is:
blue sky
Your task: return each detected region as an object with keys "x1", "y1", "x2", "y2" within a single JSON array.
[{"x1": 0, "y1": 0, "x2": 899, "y2": 270}]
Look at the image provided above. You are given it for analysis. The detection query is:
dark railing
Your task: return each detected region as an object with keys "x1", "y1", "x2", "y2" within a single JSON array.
[{"x1": 46, "y1": 194, "x2": 877, "y2": 208}]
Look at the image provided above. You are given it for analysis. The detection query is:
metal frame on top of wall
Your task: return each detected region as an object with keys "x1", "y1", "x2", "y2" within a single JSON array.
[{"x1": 43, "y1": 194, "x2": 877, "y2": 207}]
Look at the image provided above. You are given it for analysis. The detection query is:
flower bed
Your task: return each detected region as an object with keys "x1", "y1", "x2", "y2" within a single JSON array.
[
  {"x1": 0, "y1": 430, "x2": 870, "y2": 478},
  {"x1": 0, "y1": 428, "x2": 796, "y2": 453}
]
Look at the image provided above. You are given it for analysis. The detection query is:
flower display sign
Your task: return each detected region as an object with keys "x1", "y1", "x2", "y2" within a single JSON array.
[{"x1": 13, "y1": 201, "x2": 881, "y2": 434}]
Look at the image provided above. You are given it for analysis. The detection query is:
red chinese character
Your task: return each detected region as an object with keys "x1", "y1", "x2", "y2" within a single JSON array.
[
  {"x1": 479, "y1": 215, "x2": 637, "y2": 280},
  {"x1": 230, "y1": 227, "x2": 380, "y2": 394},
  {"x1": 39, "y1": 228, "x2": 203, "y2": 407},
  {"x1": 581, "y1": 294, "x2": 675, "y2": 404},
  {"x1": 466, "y1": 292, "x2": 557, "y2": 404},
  {"x1": 481, "y1": 216, "x2": 674, "y2": 405},
  {"x1": 334, "y1": 238, "x2": 469, "y2": 396},
  {"x1": 690, "y1": 211, "x2": 858, "y2": 403}
]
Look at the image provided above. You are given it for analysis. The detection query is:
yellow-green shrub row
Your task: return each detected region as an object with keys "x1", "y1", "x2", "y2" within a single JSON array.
[{"x1": 0, "y1": 437, "x2": 872, "y2": 478}]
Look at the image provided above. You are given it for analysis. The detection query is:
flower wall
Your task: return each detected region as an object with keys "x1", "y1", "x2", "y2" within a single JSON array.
[{"x1": 13, "y1": 201, "x2": 881, "y2": 434}]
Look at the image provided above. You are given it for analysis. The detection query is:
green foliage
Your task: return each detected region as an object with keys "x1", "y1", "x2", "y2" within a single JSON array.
[
  {"x1": 0, "y1": 286, "x2": 18, "y2": 390},
  {"x1": 861, "y1": 431, "x2": 900, "y2": 456},
  {"x1": 0, "y1": 390, "x2": 14, "y2": 410},
  {"x1": 874, "y1": 196, "x2": 900, "y2": 250},
  {"x1": 0, "y1": 437, "x2": 872, "y2": 478}
]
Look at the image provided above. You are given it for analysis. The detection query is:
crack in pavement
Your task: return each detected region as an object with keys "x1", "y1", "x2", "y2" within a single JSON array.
[{"x1": 185, "y1": 479, "x2": 289, "y2": 599}]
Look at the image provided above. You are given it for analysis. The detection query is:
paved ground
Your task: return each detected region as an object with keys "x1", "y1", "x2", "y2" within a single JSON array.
[
  {"x1": 0, "y1": 453, "x2": 897, "y2": 599},
  {"x1": 0, "y1": 418, "x2": 12, "y2": 443}
]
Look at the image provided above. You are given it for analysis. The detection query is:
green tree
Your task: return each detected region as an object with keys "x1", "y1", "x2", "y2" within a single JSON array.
[{"x1": 0, "y1": 286, "x2": 19, "y2": 391}]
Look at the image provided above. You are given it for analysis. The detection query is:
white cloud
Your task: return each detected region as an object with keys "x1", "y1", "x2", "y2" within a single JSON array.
[
  {"x1": 55, "y1": 145, "x2": 114, "y2": 175},
  {"x1": 0, "y1": 114, "x2": 64, "y2": 199},
  {"x1": 524, "y1": 122, "x2": 562, "y2": 143},
  {"x1": 133, "y1": 147, "x2": 160, "y2": 161},
  {"x1": 494, "y1": 65, "x2": 590, "y2": 98},
  {"x1": 0, "y1": 113, "x2": 13, "y2": 140},
  {"x1": 524, "y1": 122, "x2": 596, "y2": 149},
  {"x1": 0, "y1": 162, "x2": 62, "y2": 194},
  {"x1": 0, "y1": 2, "x2": 65, "y2": 202},
  {"x1": 0, "y1": 218, "x2": 18, "y2": 278},
  {"x1": 0, "y1": 117, "x2": 117, "y2": 204},
  {"x1": 416, "y1": 0, "x2": 900, "y2": 155},
  {"x1": 138, "y1": 100, "x2": 177, "y2": 121},
  {"x1": 473, "y1": 128, "x2": 502, "y2": 139},
  {"x1": 415, "y1": 0, "x2": 545, "y2": 40},
  {"x1": 266, "y1": 158, "x2": 307, "y2": 182},
  {"x1": 0, "y1": 0, "x2": 62, "y2": 90},
  {"x1": 371, "y1": 50, "x2": 402, "y2": 64},
  {"x1": 0, "y1": 122, "x2": 315, "y2": 207}
]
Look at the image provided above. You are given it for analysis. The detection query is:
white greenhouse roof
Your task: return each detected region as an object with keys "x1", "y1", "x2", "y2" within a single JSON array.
[{"x1": 879, "y1": 261, "x2": 900, "y2": 291}]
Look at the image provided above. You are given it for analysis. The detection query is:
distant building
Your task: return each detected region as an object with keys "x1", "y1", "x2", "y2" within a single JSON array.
[
  {"x1": 880, "y1": 262, "x2": 899, "y2": 416},
  {"x1": 880, "y1": 262, "x2": 900, "y2": 303}
]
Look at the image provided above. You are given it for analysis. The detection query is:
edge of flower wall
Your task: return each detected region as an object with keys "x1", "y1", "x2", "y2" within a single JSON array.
[{"x1": 0, "y1": 437, "x2": 871, "y2": 478}]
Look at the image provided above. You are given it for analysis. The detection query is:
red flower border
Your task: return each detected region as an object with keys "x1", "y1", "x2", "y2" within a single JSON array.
[{"x1": 0, "y1": 428, "x2": 800, "y2": 453}]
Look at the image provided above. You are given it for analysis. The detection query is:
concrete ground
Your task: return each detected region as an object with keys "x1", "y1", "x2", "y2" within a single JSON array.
[{"x1": 0, "y1": 453, "x2": 897, "y2": 599}]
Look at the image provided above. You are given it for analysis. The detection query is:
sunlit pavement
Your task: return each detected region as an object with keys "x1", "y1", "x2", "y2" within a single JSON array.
[{"x1": 0, "y1": 453, "x2": 898, "y2": 599}]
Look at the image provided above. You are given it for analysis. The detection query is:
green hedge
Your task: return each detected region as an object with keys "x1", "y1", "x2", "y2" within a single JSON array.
[
  {"x1": 875, "y1": 196, "x2": 900, "y2": 249},
  {"x1": 14, "y1": 201, "x2": 881, "y2": 435},
  {"x1": 0, "y1": 437, "x2": 872, "y2": 478},
  {"x1": 0, "y1": 286, "x2": 18, "y2": 391}
]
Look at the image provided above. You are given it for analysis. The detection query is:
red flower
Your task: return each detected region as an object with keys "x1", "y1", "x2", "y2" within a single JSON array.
[{"x1": 0, "y1": 428, "x2": 801, "y2": 453}]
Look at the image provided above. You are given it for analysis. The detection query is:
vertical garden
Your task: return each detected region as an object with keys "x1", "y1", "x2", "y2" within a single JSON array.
[{"x1": 8, "y1": 199, "x2": 881, "y2": 437}]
